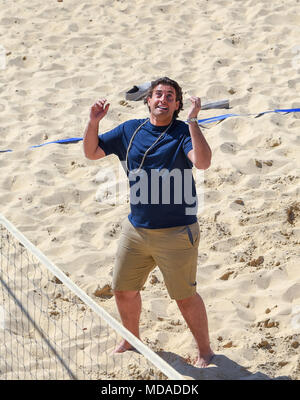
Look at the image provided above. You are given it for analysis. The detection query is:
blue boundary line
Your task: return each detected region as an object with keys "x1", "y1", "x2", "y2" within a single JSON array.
[{"x1": 1, "y1": 108, "x2": 299, "y2": 153}]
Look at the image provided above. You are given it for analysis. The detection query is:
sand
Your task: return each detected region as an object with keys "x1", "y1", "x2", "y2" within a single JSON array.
[{"x1": 0, "y1": 0, "x2": 299, "y2": 380}]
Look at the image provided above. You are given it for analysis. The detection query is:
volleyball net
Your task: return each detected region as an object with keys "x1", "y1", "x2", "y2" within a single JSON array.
[{"x1": 0, "y1": 214, "x2": 182, "y2": 380}]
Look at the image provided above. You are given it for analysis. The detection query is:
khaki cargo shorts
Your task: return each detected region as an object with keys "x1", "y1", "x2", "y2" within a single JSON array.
[{"x1": 112, "y1": 218, "x2": 200, "y2": 300}]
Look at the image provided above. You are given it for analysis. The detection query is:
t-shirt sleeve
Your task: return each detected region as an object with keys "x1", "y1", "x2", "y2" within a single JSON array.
[
  {"x1": 180, "y1": 123, "x2": 193, "y2": 168},
  {"x1": 98, "y1": 123, "x2": 125, "y2": 159},
  {"x1": 177, "y1": 121, "x2": 193, "y2": 157},
  {"x1": 182, "y1": 134, "x2": 193, "y2": 156}
]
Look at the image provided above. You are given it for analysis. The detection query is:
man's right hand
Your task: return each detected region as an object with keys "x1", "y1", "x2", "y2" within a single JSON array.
[
  {"x1": 83, "y1": 98, "x2": 109, "y2": 160},
  {"x1": 89, "y1": 98, "x2": 110, "y2": 123}
]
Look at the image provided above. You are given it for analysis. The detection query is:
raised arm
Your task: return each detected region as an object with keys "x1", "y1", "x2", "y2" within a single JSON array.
[
  {"x1": 83, "y1": 98, "x2": 110, "y2": 160},
  {"x1": 186, "y1": 96, "x2": 212, "y2": 170}
]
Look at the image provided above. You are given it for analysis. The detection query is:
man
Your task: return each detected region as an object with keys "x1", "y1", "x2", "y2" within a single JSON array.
[{"x1": 83, "y1": 77, "x2": 214, "y2": 367}]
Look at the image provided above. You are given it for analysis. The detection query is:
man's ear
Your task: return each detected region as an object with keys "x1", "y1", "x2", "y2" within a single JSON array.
[{"x1": 175, "y1": 100, "x2": 180, "y2": 110}]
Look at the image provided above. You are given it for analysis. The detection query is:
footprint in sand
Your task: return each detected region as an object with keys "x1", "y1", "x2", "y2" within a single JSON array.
[{"x1": 220, "y1": 142, "x2": 242, "y2": 154}]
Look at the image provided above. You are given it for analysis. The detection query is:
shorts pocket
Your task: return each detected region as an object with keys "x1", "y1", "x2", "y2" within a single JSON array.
[{"x1": 186, "y1": 223, "x2": 200, "y2": 247}]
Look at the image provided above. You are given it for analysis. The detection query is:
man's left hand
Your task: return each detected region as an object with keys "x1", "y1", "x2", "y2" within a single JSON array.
[{"x1": 187, "y1": 96, "x2": 201, "y2": 119}]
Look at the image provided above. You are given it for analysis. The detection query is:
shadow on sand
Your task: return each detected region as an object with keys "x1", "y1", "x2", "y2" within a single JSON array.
[{"x1": 158, "y1": 351, "x2": 291, "y2": 380}]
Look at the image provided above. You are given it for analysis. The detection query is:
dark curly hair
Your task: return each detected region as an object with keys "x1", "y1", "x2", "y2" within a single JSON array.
[{"x1": 144, "y1": 77, "x2": 184, "y2": 119}]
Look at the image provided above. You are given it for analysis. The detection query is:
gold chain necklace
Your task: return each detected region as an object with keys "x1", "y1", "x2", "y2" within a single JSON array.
[{"x1": 125, "y1": 118, "x2": 173, "y2": 174}]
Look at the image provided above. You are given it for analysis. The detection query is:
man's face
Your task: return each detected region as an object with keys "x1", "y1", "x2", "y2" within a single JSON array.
[{"x1": 147, "y1": 84, "x2": 180, "y2": 122}]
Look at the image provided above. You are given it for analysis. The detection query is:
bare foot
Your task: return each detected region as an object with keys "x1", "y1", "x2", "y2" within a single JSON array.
[
  {"x1": 112, "y1": 340, "x2": 135, "y2": 354},
  {"x1": 194, "y1": 352, "x2": 215, "y2": 368}
]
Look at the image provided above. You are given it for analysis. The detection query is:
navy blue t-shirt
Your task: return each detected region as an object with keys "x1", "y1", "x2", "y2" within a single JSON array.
[{"x1": 98, "y1": 118, "x2": 198, "y2": 228}]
